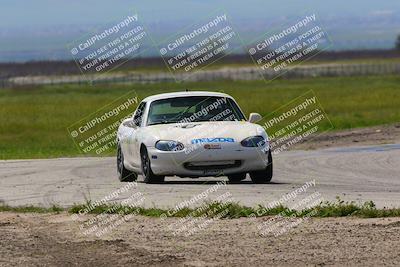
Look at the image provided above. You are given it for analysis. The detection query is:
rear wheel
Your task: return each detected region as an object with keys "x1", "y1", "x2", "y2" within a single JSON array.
[
  {"x1": 250, "y1": 150, "x2": 273, "y2": 184},
  {"x1": 141, "y1": 146, "x2": 165, "y2": 184},
  {"x1": 117, "y1": 144, "x2": 137, "y2": 182},
  {"x1": 227, "y1": 173, "x2": 247, "y2": 184}
]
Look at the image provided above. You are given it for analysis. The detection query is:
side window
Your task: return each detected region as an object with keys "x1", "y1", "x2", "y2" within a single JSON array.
[{"x1": 133, "y1": 102, "x2": 146, "y2": 127}]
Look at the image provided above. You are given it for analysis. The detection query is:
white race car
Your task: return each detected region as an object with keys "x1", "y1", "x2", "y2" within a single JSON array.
[{"x1": 116, "y1": 91, "x2": 272, "y2": 184}]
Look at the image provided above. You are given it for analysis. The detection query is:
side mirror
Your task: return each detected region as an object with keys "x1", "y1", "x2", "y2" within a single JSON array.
[
  {"x1": 248, "y1": 113, "x2": 262, "y2": 123},
  {"x1": 122, "y1": 118, "x2": 137, "y2": 128}
]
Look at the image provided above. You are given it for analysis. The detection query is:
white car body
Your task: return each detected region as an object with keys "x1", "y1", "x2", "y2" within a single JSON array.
[{"x1": 117, "y1": 91, "x2": 272, "y2": 183}]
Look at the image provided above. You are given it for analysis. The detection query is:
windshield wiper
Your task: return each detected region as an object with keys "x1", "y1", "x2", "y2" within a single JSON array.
[{"x1": 149, "y1": 120, "x2": 179, "y2": 126}]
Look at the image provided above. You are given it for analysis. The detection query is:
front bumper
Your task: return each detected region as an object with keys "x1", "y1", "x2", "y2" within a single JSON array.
[{"x1": 147, "y1": 144, "x2": 270, "y2": 177}]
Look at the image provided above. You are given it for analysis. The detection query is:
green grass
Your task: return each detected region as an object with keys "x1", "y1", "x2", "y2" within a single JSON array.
[
  {"x1": 2, "y1": 199, "x2": 400, "y2": 218},
  {"x1": 68, "y1": 199, "x2": 400, "y2": 218},
  {"x1": 0, "y1": 204, "x2": 63, "y2": 213},
  {"x1": 1, "y1": 75, "x2": 400, "y2": 159}
]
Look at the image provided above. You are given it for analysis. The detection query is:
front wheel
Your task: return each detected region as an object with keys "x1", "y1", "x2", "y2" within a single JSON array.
[
  {"x1": 250, "y1": 150, "x2": 273, "y2": 184},
  {"x1": 227, "y1": 173, "x2": 247, "y2": 183},
  {"x1": 117, "y1": 144, "x2": 137, "y2": 182},
  {"x1": 141, "y1": 146, "x2": 165, "y2": 184}
]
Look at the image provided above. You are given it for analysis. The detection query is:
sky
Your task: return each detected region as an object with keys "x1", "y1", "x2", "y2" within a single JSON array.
[{"x1": 1, "y1": 0, "x2": 399, "y2": 61}]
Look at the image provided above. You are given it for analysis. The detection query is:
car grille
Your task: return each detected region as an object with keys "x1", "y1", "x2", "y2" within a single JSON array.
[{"x1": 183, "y1": 160, "x2": 241, "y2": 170}]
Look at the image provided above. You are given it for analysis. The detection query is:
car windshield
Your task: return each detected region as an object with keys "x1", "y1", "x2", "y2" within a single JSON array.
[{"x1": 147, "y1": 96, "x2": 246, "y2": 126}]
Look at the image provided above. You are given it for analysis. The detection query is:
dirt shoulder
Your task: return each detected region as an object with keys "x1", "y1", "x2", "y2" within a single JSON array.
[
  {"x1": 296, "y1": 123, "x2": 400, "y2": 150},
  {"x1": 1, "y1": 212, "x2": 400, "y2": 266}
]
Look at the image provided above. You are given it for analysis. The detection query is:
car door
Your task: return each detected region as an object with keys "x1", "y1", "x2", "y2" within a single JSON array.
[{"x1": 127, "y1": 101, "x2": 146, "y2": 168}]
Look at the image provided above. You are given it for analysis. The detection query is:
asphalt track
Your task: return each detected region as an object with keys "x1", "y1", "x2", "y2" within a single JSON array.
[{"x1": 1, "y1": 144, "x2": 400, "y2": 209}]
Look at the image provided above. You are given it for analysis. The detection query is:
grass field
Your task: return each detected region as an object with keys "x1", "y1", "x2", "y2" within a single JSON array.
[
  {"x1": 1, "y1": 75, "x2": 400, "y2": 159},
  {"x1": 1, "y1": 199, "x2": 400, "y2": 218}
]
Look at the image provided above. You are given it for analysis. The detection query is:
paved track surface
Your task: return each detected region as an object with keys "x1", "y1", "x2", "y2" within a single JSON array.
[{"x1": 1, "y1": 144, "x2": 400, "y2": 209}]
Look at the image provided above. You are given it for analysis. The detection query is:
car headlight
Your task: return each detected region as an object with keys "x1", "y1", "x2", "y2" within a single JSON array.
[
  {"x1": 155, "y1": 140, "x2": 184, "y2": 151},
  {"x1": 240, "y1": 136, "x2": 266, "y2": 147}
]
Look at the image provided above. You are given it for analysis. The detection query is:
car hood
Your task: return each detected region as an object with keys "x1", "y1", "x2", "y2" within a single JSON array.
[{"x1": 144, "y1": 121, "x2": 266, "y2": 145}]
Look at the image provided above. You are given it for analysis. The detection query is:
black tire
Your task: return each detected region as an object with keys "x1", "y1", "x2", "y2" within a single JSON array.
[
  {"x1": 250, "y1": 150, "x2": 273, "y2": 184},
  {"x1": 227, "y1": 173, "x2": 247, "y2": 184},
  {"x1": 117, "y1": 144, "x2": 137, "y2": 182},
  {"x1": 141, "y1": 146, "x2": 165, "y2": 184}
]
